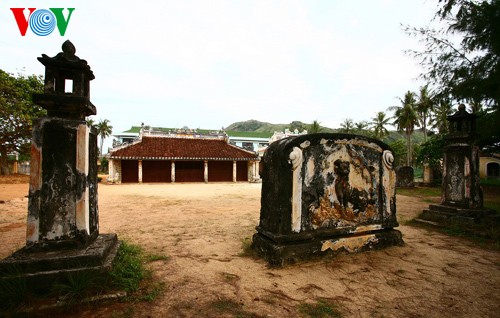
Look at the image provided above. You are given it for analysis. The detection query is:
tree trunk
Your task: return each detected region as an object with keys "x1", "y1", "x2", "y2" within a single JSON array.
[
  {"x1": 0, "y1": 147, "x2": 10, "y2": 175},
  {"x1": 423, "y1": 114, "x2": 427, "y2": 142},
  {"x1": 100, "y1": 135, "x2": 104, "y2": 158},
  {"x1": 406, "y1": 130, "x2": 412, "y2": 167}
]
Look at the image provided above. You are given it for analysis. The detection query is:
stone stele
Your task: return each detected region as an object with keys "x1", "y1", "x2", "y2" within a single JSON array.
[{"x1": 252, "y1": 133, "x2": 403, "y2": 266}]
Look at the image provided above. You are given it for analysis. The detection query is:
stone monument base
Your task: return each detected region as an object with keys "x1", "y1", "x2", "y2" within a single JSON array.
[
  {"x1": 0, "y1": 233, "x2": 119, "y2": 293},
  {"x1": 420, "y1": 204, "x2": 498, "y2": 226},
  {"x1": 252, "y1": 229, "x2": 403, "y2": 267}
]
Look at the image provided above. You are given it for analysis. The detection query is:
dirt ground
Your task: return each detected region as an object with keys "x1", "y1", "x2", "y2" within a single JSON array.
[{"x1": 1, "y1": 180, "x2": 499, "y2": 318}]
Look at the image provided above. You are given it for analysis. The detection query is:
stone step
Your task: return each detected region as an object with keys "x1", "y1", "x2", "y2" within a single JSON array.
[{"x1": 0, "y1": 233, "x2": 118, "y2": 275}]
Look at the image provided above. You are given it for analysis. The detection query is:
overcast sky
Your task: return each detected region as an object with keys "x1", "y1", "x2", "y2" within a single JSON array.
[{"x1": 1, "y1": 0, "x2": 438, "y2": 145}]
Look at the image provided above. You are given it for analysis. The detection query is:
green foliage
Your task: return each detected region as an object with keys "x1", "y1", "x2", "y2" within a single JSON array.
[
  {"x1": 100, "y1": 157, "x2": 109, "y2": 172},
  {"x1": 308, "y1": 120, "x2": 323, "y2": 134},
  {"x1": 339, "y1": 118, "x2": 354, "y2": 134},
  {"x1": 388, "y1": 139, "x2": 407, "y2": 167},
  {"x1": 405, "y1": 0, "x2": 500, "y2": 150},
  {"x1": 416, "y1": 84, "x2": 435, "y2": 141},
  {"x1": 110, "y1": 241, "x2": 149, "y2": 293},
  {"x1": 396, "y1": 186, "x2": 441, "y2": 197},
  {"x1": 0, "y1": 69, "x2": 45, "y2": 174},
  {"x1": 209, "y1": 298, "x2": 259, "y2": 317},
  {"x1": 52, "y1": 271, "x2": 107, "y2": 306},
  {"x1": 371, "y1": 111, "x2": 391, "y2": 140},
  {"x1": 0, "y1": 266, "x2": 28, "y2": 311},
  {"x1": 389, "y1": 91, "x2": 420, "y2": 166},
  {"x1": 430, "y1": 99, "x2": 453, "y2": 134},
  {"x1": 298, "y1": 299, "x2": 343, "y2": 318},
  {"x1": 144, "y1": 254, "x2": 169, "y2": 262},
  {"x1": 238, "y1": 237, "x2": 256, "y2": 257},
  {"x1": 225, "y1": 130, "x2": 273, "y2": 138},
  {"x1": 96, "y1": 119, "x2": 113, "y2": 157},
  {"x1": 416, "y1": 134, "x2": 446, "y2": 169}
]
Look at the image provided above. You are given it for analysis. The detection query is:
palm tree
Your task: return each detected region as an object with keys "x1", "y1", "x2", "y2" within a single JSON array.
[
  {"x1": 388, "y1": 91, "x2": 420, "y2": 166},
  {"x1": 431, "y1": 99, "x2": 453, "y2": 134},
  {"x1": 339, "y1": 118, "x2": 354, "y2": 133},
  {"x1": 354, "y1": 121, "x2": 369, "y2": 131},
  {"x1": 308, "y1": 120, "x2": 323, "y2": 134},
  {"x1": 96, "y1": 119, "x2": 113, "y2": 157},
  {"x1": 416, "y1": 85, "x2": 434, "y2": 141},
  {"x1": 370, "y1": 111, "x2": 391, "y2": 140},
  {"x1": 85, "y1": 118, "x2": 95, "y2": 128}
]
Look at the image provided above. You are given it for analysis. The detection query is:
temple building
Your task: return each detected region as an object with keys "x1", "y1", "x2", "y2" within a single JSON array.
[{"x1": 108, "y1": 128, "x2": 260, "y2": 183}]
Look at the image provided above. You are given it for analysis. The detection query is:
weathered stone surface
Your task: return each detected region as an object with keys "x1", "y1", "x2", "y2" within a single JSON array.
[
  {"x1": 253, "y1": 133, "x2": 403, "y2": 266},
  {"x1": 33, "y1": 40, "x2": 96, "y2": 120},
  {"x1": 0, "y1": 234, "x2": 119, "y2": 293},
  {"x1": 0, "y1": 41, "x2": 118, "y2": 294},
  {"x1": 420, "y1": 105, "x2": 496, "y2": 225},
  {"x1": 396, "y1": 166, "x2": 414, "y2": 188},
  {"x1": 27, "y1": 118, "x2": 98, "y2": 248}
]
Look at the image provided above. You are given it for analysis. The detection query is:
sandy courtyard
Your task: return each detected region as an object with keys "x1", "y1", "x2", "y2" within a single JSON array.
[{"x1": 1, "y1": 182, "x2": 499, "y2": 317}]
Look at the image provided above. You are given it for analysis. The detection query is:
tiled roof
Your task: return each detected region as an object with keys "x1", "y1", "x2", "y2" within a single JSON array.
[{"x1": 109, "y1": 136, "x2": 258, "y2": 161}]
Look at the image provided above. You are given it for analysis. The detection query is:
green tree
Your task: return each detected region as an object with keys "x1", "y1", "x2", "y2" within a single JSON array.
[
  {"x1": 431, "y1": 98, "x2": 454, "y2": 134},
  {"x1": 388, "y1": 139, "x2": 407, "y2": 167},
  {"x1": 96, "y1": 119, "x2": 113, "y2": 157},
  {"x1": 416, "y1": 134, "x2": 447, "y2": 171},
  {"x1": 0, "y1": 70, "x2": 45, "y2": 175},
  {"x1": 389, "y1": 91, "x2": 420, "y2": 166},
  {"x1": 308, "y1": 120, "x2": 323, "y2": 134},
  {"x1": 86, "y1": 117, "x2": 95, "y2": 128},
  {"x1": 289, "y1": 121, "x2": 305, "y2": 132},
  {"x1": 416, "y1": 84, "x2": 435, "y2": 141},
  {"x1": 339, "y1": 118, "x2": 354, "y2": 134},
  {"x1": 370, "y1": 111, "x2": 391, "y2": 140},
  {"x1": 405, "y1": 0, "x2": 500, "y2": 149}
]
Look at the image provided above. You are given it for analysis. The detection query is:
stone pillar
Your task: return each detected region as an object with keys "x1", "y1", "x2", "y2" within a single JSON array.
[
  {"x1": 232, "y1": 160, "x2": 237, "y2": 182},
  {"x1": 204, "y1": 160, "x2": 208, "y2": 183},
  {"x1": 27, "y1": 119, "x2": 99, "y2": 246},
  {"x1": 0, "y1": 41, "x2": 119, "y2": 292},
  {"x1": 138, "y1": 160, "x2": 143, "y2": 184},
  {"x1": 421, "y1": 104, "x2": 494, "y2": 224},
  {"x1": 108, "y1": 159, "x2": 115, "y2": 182},
  {"x1": 171, "y1": 161, "x2": 175, "y2": 183},
  {"x1": 423, "y1": 163, "x2": 433, "y2": 185},
  {"x1": 114, "y1": 160, "x2": 122, "y2": 184}
]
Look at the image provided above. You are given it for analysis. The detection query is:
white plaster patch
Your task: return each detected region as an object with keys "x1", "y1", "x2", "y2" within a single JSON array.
[
  {"x1": 321, "y1": 234, "x2": 378, "y2": 252},
  {"x1": 76, "y1": 124, "x2": 89, "y2": 174},
  {"x1": 290, "y1": 147, "x2": 303, "y2": 232},
  {"x1": 304, "y1": 157, "x2": 316, "y2": 187},
  {"x1": 76, "y1": 188, "x2": 90, "y2": 235},
  {"x1": 349, "y1": 224, "x2": 382, "y2": 233},
  {"x1": 26, "y1": 215, "x2": 39, "y2": 243}
]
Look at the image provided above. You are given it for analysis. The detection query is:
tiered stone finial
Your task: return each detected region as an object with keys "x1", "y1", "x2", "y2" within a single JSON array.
[{"x1": 33, "y1": 40, "x2": 96, "y2": 119}]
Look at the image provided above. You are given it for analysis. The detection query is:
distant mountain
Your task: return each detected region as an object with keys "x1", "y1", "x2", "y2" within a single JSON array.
[
  {"x1": 225, "y1": 119, "x2": 335, "y2": 133},
  {"x1": 225, "y1": 119, "x2": 427, "y2": 145}
]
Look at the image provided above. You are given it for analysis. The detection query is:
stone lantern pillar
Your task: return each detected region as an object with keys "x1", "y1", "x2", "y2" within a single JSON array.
[
  {"x1": 28, "y1": 40, "x2": 99, "y2": 247},
  {"x1": 0, "y1": 41, "x2": 118, "y2": 292},
  {"x1": 421, "y1": 104, "x2": 494, "y2": 224}
]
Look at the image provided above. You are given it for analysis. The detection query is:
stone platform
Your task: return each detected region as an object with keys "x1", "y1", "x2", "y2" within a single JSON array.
[
  {"x1": 252, "y1": 229, "x2": 403, "y2": 267},
  {"x1": 0, "y1": 234, "x2": 119, "y2": 293},
  {"x1": 420, "y1": 204, "x2": 498, "y2": 226}
]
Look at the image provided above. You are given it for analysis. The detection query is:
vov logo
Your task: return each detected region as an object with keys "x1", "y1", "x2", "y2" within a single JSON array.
[{"x1": 11, "y1": 8, "x2": 75, "y2": 36}]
